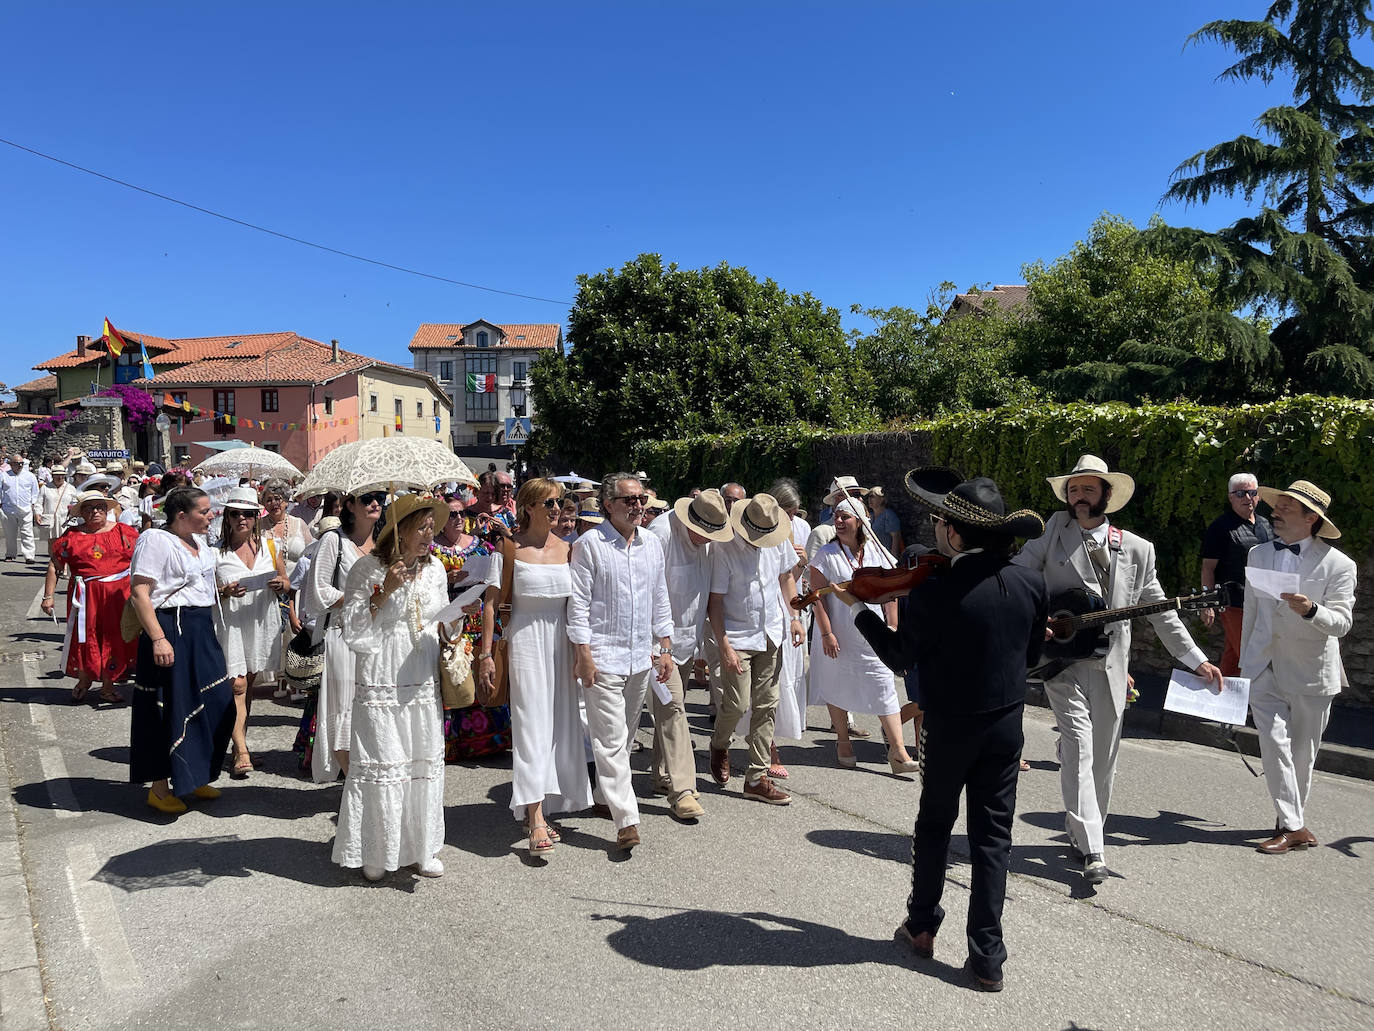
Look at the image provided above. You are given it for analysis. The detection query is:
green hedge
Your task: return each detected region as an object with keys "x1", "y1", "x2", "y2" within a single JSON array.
[{"x1": 635, "y1": 396, "x2": 1374, "y2": 590}]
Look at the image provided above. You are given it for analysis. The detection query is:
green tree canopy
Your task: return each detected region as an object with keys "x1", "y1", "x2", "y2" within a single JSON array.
[
  {"x1": 1147, "y1": 0, "x2": 1374, "y2": 396},
  {"x1": 529, "y1": 254, "x2": 874, "y2": 471}
]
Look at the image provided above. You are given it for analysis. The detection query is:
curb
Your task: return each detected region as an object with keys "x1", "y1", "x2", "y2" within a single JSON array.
[
  {"x1": 0, "y1": 717, "x2": 51, "y2": 1030},
  {"x1": 1026, "y1": 687, "x2": 1374, "y2": 783}
]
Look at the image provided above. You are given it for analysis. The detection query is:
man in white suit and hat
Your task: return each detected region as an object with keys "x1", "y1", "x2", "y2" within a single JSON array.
[
  {"x1": 1241, "y1": 479, "x2": 1356, "y2": 855},
  {"x1": 1013, "y1": 455, "x2": 1222, "y2": 885}
]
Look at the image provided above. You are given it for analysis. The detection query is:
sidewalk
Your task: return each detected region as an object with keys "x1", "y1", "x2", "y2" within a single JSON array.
[
  {"x1": 1029, "y1": 671, "x2": 1374, "y2": 781},
  {"x1": 0, "y1": 714, "x2": 49, "y2": 1031}
]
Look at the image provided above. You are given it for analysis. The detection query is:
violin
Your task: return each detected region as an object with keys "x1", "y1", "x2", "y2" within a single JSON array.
[{"x1": 790, "y1": 553, "x2": 949, "y2": 611}]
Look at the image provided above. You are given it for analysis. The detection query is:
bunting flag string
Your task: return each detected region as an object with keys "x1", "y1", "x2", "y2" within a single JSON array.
[{"x1": 161, "y1": 393, "x2": 360, "y2": 431}]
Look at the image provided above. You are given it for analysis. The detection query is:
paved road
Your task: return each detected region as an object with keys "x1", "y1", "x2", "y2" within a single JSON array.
[{"x1": 1, "y1": 565, "x2": 1371, "y2": 1031}]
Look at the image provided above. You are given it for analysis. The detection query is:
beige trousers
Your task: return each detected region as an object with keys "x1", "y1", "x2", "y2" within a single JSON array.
[{"x1": 710, "y1": 640, "x2": 781, "y2": 780}]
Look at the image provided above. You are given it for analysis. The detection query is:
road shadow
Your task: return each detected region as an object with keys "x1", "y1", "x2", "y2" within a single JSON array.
[
  {"x1": 12, "y1": 775, "x2": 342, "y2": 823},
  {"x1": 806, "y1": 828, "x2": 912, "y2": 865},
  {"x1": 1326, "y1": 835, "x2": 1374, "y2": 858},
  {"x1": 591, "y1": 907, "x2": 910, "y2": 971},
  {"x1": 92, "y1": 834, "x2": 367, "y2": 891},
  {"x1": 444, "y1": 782, "x2": 650, "y2": 863},
  {"x1": 1018, "y1": 809, "x2": 1262, "y2": 849}
]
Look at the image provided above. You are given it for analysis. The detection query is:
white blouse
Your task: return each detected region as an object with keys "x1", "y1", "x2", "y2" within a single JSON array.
[{"x1": 129, "y1": 529, "x2": 218, "y2": 608}]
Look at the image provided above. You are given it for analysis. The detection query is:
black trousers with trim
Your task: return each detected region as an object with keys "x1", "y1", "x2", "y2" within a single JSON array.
[{"x1": 906, "y1": 702, "x2": 1021, "y2": 980}]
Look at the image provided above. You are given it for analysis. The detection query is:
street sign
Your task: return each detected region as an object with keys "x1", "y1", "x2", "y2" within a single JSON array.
[
  {"x1": 79, "y1": 397, "x2": 124, "y2": 408},
  {"x1": 87, "y1": 448, "x2": 130, "y2": 460},
  {"x1": 504, "y1": 417, "x2": 532, "y2": 445}
]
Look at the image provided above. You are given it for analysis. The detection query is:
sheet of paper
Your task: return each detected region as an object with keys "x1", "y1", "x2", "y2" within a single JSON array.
[
  {"x1": 235, "y1": 571, "x2": 277, "y2": 593},
  {"x1": 1163, "y1": 670, "x2": 1250, "y2": 726},
  {"x1": 650, "y1": 673, "x2": 673, "y2": 706},
  {"x1": 1245, "y1": 566, "x2": 1300, "y2": 602},
  {"x1": 432, "y1": 579, "x2": 490, "y2": 629}
]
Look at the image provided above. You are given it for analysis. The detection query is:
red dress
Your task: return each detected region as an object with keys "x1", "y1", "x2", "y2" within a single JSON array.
[{"x1": 53, "y1": 524, "x2": 139, "y2": 681}]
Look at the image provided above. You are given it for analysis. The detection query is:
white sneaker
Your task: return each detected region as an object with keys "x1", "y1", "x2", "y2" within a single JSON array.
[
  {"x1": 362, "y1": 865, "x2": 385, "y2": 882},
  {"x1": 416, "y1": 857, "x2": 445, "y2": 878}
]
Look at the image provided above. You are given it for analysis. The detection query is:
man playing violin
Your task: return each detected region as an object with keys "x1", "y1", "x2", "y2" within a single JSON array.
[
  {"x1": 1012, "y1": 455, "x2": 1222, "y2": 886},
  {"x1": 852, "y1": 470, "x2": 1047, "y2": 992}
]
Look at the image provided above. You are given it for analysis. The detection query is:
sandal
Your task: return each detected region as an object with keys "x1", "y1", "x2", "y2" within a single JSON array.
[
  {"x1": 1019, "y1": 759, "x2": 1031, "y2": 772},
  {"x1": 69, "y1": 684, "x2": 90, "y2": 704},
  {"x1": 528, "y1": 822, "x2": 555, "y2": 855},
  {"x1": 527, "y1": 819, "x2": 561, "y2": 843},
  {"x1": 230, "y1": 750, "x2": 253, "y2": 780},
  {"x1": 98, "y1": 688, "x2": 123, "y2": 705}
]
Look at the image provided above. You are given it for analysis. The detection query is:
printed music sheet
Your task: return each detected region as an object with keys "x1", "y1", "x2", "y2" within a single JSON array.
[
  {"x1": 1164, "y1": 670, "x2": 1250, "y2": 726},
  {"x1": 1245, "y1": 567, "x2": 1300, "y2": 601}
]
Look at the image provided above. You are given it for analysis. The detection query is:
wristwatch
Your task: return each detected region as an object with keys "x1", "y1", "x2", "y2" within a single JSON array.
[{"x1": 652, "y1": 644, "x2": 671, "y2": 657}]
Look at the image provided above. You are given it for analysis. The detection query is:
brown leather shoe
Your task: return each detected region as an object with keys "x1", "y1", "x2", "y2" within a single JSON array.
[
  {"x1": 710, "y1": 748, "x2": 730, "y2": 786},
  {"x1": 742, "y1": 775, "x2": 790, "y2": 805},
  {"x1": 896, "y1": 921, "x2": 935, "y2": 959},
  {"x1": 964, "y1": 959, "x2": 1003, "y2": 992},
  {"x1": 616, "y1": 825, "x2": 640, "y2": 851},
  {"x1": 1257, "y1": 828, "x2": 1317, "y2": 854}
]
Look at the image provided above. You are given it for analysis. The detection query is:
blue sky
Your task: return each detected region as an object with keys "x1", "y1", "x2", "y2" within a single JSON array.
[{"x1": 0, "y1": 2, "x2": 1310, "y2": 394}]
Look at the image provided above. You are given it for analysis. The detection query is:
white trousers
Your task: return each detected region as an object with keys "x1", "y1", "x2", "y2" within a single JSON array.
[
  {"x1": 1043, "y1": 664, "x2": 1124, "y2": 857},
  {"x1": 585, "y1": 669, "x2": 651, "y2": 830},
  {"x1": 2, "y1": 511, "x2": 35, "y2": 561},
  {"x1": 1249, "y1": 669, "x2": 1334, "y2": 832}
]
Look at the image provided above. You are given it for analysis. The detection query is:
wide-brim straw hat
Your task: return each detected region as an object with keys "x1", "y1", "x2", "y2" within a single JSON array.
[
  {"x1": 673, "y1": 488, "x2": 734, "y2": 543},
  {"x1": 1258, "y1": 480, "x2": 1341, "y2": 539},
  {"x1": 729, "y1": 493, "x2": 793, "y2": 548},
  {"x1": 103, "y1": 461, "x2": 126, "y2": 475},
  {"x1": 78, "y1": 473, "x2": 120, "y2": 493},
  {"x1": 222, "y1": 486, "x2": 263, "y2": 513},
  {"x1": 904, "y1": 467, "x2": 1045, "y2": 538},
  {"x1": 377, "y1": 492, "x2": 449, "y2": 547},
  {"x1": 823, "y1": 475, "x2": 871, "y2": 507},
  {"x1": 577, "y1": 498, "x2": 605, "y2": 525},
  {"x1": 74, "y1": 460, "x2": 98, "y2": 476},
  {"x1": 68, "y1": 490, "x2": 115, "y2": 513},
  {"x1": 1046, "y1": 454, "x2": 1135, "y2": 514},
  {"x1": 647, "y1": 497, "x2": 668, "y2": 511}
]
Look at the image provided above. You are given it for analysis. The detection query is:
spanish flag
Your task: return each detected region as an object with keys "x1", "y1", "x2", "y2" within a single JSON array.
[{"x1": 103, "y1": 318, "x2": 129, "y2": 359}]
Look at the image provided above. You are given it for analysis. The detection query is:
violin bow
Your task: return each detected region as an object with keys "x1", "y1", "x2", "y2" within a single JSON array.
[{"x1": 832, "y1": 479, "x2": 900, "y2": 569}]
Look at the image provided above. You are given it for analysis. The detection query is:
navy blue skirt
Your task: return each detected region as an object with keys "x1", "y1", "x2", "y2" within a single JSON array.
[{"x1": 129, "y1": 606, "x2": 235, "y2": 795}]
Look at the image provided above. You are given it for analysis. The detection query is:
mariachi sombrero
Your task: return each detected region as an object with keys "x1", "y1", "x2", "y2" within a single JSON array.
[{"x1": 904, "y1": 467, "x2": 1044, "y2": 538}]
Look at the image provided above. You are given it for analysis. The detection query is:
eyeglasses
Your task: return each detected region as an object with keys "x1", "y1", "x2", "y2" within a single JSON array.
[
  {"x1": 929, "y1": 514, "x2": 946, "y2": 527},
  {"x1": 229, "y1": 510, "x2": 257, "y2": 519},
  {"x1": 612, "y1": 495, "x2": 648, "y2": 507},
  {"x1": 540, "y1": 497, "x2": 560, "y2": 509},
  {"x1": 1231, "y1": 489, "x2": 1259, "y2": 498},
  {"x1": 358, "y1": 492, "x2": 387, "y2": 506}
]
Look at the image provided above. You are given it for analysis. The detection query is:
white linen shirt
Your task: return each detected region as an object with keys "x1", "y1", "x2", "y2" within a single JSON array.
[
  {"x1": 130, "y1": 529, "x2": 218, "y2": 608},
  {"x1": 0, "y1": 470, "x2": 40, "y2": 516},
  {"x1": 648, "y1": 512, "x2": 715, "y2": 663},
  {"x1": 710, "y1": 536, "x2": 795, "y2": 651},
  {"x1": 567, "y1": 521, "x2": 673, "y2": 676}
]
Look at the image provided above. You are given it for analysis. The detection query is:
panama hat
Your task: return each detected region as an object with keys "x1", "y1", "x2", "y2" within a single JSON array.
[
  {"x1": 1258, "y1": 480, "x2": 1340, "y2": 540},
  {"x1": 905, "y1": 467, "x2": 1045, "y2": 538},
  {"x1": 729, "y1": 493, "x2": 793, "y2": 548},
  {"x1": 68, "y1": 490, "x2": 115, "y2": 513},
  {"x1": 220, "y1": 486, "x2": 263, "y2": 513},
  {"x1": 78, "y1": 473, "x2": 120, "y2": 493},
  {"x1": 577, "y1": 498, "x2": 605, "y2": 525},
  {"x1": 822, "y1": 475, "x2": 871, "y2": 507},
  {"x1": 377, "y1": 492, "x2": 448, "y2": 547},
  {"x1": 672, "y1": 488, "x2": 734, "y2": 543},
  {"x1": 1046, "y1": 454, "x2": 1135, "y2": 514}
]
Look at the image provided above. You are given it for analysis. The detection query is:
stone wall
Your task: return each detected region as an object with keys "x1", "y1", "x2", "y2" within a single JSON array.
[
  {"x1": 802, "y1": 430, "x2": 1374, "y2": 706},
  {"x1": 1, "y1": 407, "x2": 126, "y2": 464}
]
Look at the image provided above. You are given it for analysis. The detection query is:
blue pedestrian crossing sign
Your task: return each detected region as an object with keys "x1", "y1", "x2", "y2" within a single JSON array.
[{"x1": 504, "y1": 417, "x2": 532, "y2": 445}]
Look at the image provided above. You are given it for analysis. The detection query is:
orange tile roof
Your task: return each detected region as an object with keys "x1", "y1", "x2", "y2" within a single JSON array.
[
  {"x1": 13, "y1": 374, "x2": 57, "y2": 393},
  {"x1": 408, "y1": 322, "x2": 562, "y2": 351},
  {"x1": 35, "y1": 330, "x2": 300, "y2": 370}
]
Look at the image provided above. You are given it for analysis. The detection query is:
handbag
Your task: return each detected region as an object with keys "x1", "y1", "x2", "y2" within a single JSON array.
[
  {"x1": 439, "y1": 621, "x2": 475, "y2": 708},
  {"x1": 476, "y1": 538, "x2": 515, "y2": 707},
  {"x1": 284, "y1": 626, "x2": 325, "y2": 693}
]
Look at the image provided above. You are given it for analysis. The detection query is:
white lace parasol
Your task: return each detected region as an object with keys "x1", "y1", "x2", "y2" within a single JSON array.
[{"x1": 299, "y1": 438, "x2": 479, "y2": 496}]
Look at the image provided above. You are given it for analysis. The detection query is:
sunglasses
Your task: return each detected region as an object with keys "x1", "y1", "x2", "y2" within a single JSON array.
[
  {"x1": 929, "y1": 514, "x2": 946, "y2": 527},
  {"x1": 1230, "y1": 489, "x2": 1259, "y2": 498},
  {"x1": 613, "y1": 495, "x2": 648, "y2": 507},
  {"x1": 540, "y1": 497, "x2": 560, "y2": 509},
  {"x1": 357, "y1": 492, "x2": 387, "y2": 506}
]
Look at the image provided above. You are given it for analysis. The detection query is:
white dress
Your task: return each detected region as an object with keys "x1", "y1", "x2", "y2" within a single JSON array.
[
  {"x1": 213, "y1": 542, "x2": 283, "y2": 679},
  {"x1": 332, "y1": 554, "x2": 447, "y2": 871},
  {"x1": 265, "y1": 514, "x2": 312, "y2": 576},
  {"x1": 808, "y1": 540, "x2": 900, "y2": 716},
  {"x1": 491, "y1": 552, "x2": 593, "y2": 821},
  {"x1": 774, "y1": 515, "x2": 812, "y2": 740},
  {"x1": 303, "y1": 531, "x2": 364, "y2": 782}
]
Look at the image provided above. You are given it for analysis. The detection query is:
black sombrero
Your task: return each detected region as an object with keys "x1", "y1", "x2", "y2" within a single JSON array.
[{"x1": 904, "y1": 467, "x2": 1045, "y2": 538}]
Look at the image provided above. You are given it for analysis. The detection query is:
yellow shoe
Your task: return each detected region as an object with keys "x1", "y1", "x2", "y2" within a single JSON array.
[
  {"x1": 191, "y1": 785, "x2": 221, "y2": 800},
  {"x1": 146, "y1": 788, "x2": 187, "y2": 815}
]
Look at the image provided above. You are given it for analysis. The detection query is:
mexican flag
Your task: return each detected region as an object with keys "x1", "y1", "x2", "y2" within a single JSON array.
[{"x1": 466, "y1": 373, "x2": 495, "y2": 393}]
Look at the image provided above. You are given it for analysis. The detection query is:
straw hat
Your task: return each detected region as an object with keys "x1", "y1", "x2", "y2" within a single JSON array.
[
  {"x1": 78, "y1": 473, "x2": 120, "y2": 493},
  {"x1": 822, "y1": 475, "x2": 871, "y2": 507},
  {"x1": 672, "y1": 489, "x2": 734, "y2": 543},
  {"x1": 222, "y1": 486, "x2": 263, "y2": 513},
  {"x1": 577, "y1": 498, "x2": 605, "y2": 525},
  {"x1": 68, "y1": 490, "x2": 115, "y2": 513},
  {"x1": 1258, "y1": 480, "x2": 1340, "y2": 540},
  {"x1": 74, "y1": 459, "x2": 97, "y2": 476},
  {"x1": 905, "y1": 467, "x2": 1044, "y2": 538},
  {"x1": 104, "y1": 461, "x2": 126, "y2": 475},
  {"x1": 1045, "y1": 454, "x2": 1135, "y2": 514},
  {"x1": 316, "y1": 516, "x2": 342, "y2": 535},
  {"x1": 729, "y1": 493, "x2": 793, "y2": 548},
  {"x1": 377, "y1": 493, "x2": 449, "y2": 547},
  {"x1": 646, "y1": 497, "x2": 668, "y2": 511}
]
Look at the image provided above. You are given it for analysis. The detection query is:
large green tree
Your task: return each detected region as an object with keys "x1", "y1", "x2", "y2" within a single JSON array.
[
  {"x1": 1017, "y1": 214, "x2": 1277, "y2": 402},
  {"x1": 529, "y1": 254, "x2": 874, "y2": 471},
  {"x1": 1149, "y1": 0, "x2": 1374, "y2": 395}
]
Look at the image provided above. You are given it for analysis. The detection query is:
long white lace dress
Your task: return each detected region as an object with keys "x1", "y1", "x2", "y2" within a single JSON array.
[
  {"x1": 490, "y1": 553, "x2": 593, "y2": 822},
  {"x1": 331, "y1": 554, "x2": 447, "y2": 872},
  {"x1": 213, "y1": 543, "x2": 283, "y2": 678}
]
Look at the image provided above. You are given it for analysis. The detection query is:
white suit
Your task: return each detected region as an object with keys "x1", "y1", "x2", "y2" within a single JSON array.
[
  {"x1": 1013, "y1": 511, "x2": 1207, "y2": 857},
  {"x1": 1240, "y1": 536, "x2": 1356, "y2": 832}
]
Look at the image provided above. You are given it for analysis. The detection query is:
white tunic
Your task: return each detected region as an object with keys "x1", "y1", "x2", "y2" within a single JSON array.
[
  {"x1": 303, "y1": 531, "x2": 366, "y2": 782},
  {"x1": 213, "y1": 541, "x2": 283, "y2": 678},
  {"x1": 775, "y1": 514, "x2": 812, "y2": 740},
  {"x1": 808, "y1": 540, "x2": 899, "y2": 716},
  {"x1": 332, "y1": 554, "x2": 447, "y2": 871}
]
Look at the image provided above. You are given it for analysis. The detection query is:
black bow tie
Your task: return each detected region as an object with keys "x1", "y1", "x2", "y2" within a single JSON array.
[{"x1": 1273, "y1": 541, "x2": 1300, "y2": 555}]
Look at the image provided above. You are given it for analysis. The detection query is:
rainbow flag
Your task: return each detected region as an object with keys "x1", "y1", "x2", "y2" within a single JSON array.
[
  {"x1": 466, "y1": 372, "x2": 495, "y2": 393},
  {"x1": 103, "y1": 317, "x2": 129, "y2": 359}
]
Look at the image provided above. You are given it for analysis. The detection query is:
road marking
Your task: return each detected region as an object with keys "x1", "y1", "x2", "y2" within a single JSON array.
[
  {"x1": 38, "y1": 747, "x2": 79, "y2": 819},
  {"x1": 27, "y1": 703, "x2": 55, "y2": 740},
  {"x1": 65, "y1": 844, "x2": 140, "y2": 991},
  {"x1": 24, "y1": 581, "x2": 51, "y2": 621}
]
